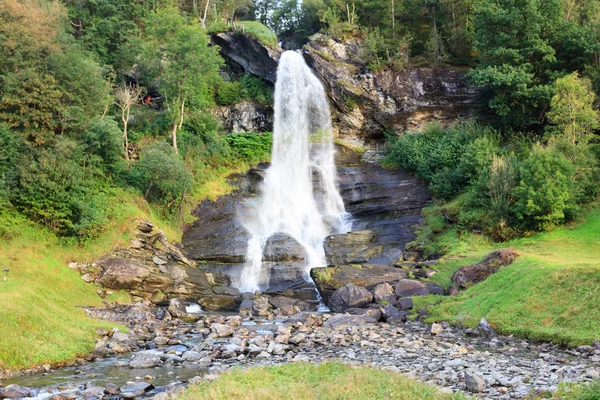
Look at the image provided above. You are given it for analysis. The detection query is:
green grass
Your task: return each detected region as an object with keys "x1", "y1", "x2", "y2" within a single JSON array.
[
  {"x1": 418, "y1": 205, "x2": 600, "y2": 346},
  {"x1": 0, "y1": 189, "x2": 185, "y2": 372},
  {"x1": 208, "y1": 20, "x2": 278, "y2": 48},
  {"x1": 179, "y1": 362, "x2": 469, "y2": 400}
]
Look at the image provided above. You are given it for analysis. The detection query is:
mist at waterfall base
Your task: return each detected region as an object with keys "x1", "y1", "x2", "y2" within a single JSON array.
[{"x1": 236, "y1": 51, "x2": 351, "y2": 293}]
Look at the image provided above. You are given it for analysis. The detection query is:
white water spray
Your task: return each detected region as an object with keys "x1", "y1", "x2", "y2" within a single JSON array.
[{"x1": 237, "y1": 51, "x2": 351, "y2": 293}]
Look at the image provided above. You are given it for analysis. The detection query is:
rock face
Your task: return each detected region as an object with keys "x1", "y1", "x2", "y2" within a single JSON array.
[
  {"x1": 303, "y1": 33, "x2": 478, "y2": 142},
  {"x1": 210, "y1": 31, "x2": 282, "y2": 84},
  {"x1": 328, "y1": 283, "x2": 373, "y2": 312},
  {"x1": 452, "y1": 248, "x2": 519, "y2": 289},
  {"x1": 214, "y1": 101, "x2": 273, "y2": 133},
  {"x1": 324, "y1": 230, "x2": 382, "y2": 266}
]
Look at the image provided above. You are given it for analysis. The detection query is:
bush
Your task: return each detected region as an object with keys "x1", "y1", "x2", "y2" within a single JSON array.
[
  {"x1": 179, "y1": 114, "x2": 231, "y2": 164},
  {"x1": 133, "y1": 141, "x2": 193, "y2": 205},
  {"x1": 226, "y1": 132, "x2": 273, "y2": 163},
  {"x1": 512, "y1": 145, "x2": 576, "y2": 231},
  {"x1": 216, "y1": 81, "x2": 242, "y2": 106},
  {"x1": 240, "y1": 75, "x2": 273, "y2": 106},
  {"x1": 84, "y1": 117, "x2": 124, "y2": 172}
]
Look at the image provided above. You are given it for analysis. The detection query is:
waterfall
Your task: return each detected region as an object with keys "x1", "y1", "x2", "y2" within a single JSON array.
[{"x1": 237, "y1": 51, "x2": 351, "y2": 293}]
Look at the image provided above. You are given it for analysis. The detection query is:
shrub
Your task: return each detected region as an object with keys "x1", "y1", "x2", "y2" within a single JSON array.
[
  {"x1": 240, "y1": 75, "x2": 273, "y2": 106},
  {"x1": 133, "y1": 141, "x2": 193, "y2": 205},
  {"x1": 512, "y1": 145, "x2": 576, "y2": 231},
  {"x1": 226, "y1": 132, "x2": 273, "y2": 163},
  {"x1": 216, "y1": 81, "x2": 242, "y2": 106}
]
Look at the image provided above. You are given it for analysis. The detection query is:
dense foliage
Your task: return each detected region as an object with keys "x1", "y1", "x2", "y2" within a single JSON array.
[{"x1": 386, "y1": 72, "x2": 599, "y2": 239}]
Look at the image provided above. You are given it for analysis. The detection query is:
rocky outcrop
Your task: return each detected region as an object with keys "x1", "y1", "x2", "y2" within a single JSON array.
[
  {"x1": 214, "y1": 101, "x2": 273, "y2": 133},
  {"x1": 324, "y1": 230, "x2": 382, "y2": 266},
  {"x1": 303, "y1": 33, "x2": 478, "y2": 142},
  {"x1": 451, "y1": 248, "x2": 519, "y2": 290},
  {"x1": 328, "y1": 283, "x2": 373, "y2": 312},
  {"x1": 210, "y1": 31, "x2": 282, "y2": 84},
  {"x1": 71, "y1": 221, "x2": 241, "y2": 311}
]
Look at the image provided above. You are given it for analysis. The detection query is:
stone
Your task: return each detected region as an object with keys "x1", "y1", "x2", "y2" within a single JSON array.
[
  {"x1": 211, "y1": 323, "x2": 234, "y2": 338},
  {"x1": 452, "y1": 248, "x2": 519, "y2": 289},
  {"x1": 217, "y1": 101, "x2": 274, "y2": 133},
  {"x1": 95, "y1": 257, "x2": 151, "y2": 290},
  {"x1": 239, "y1": 299, "x2": 253, "y2": 317},
  {"x1": 431, "y1": 323, "x2": 444, "y2": 335},
  {"x1": 252, "y1": 296, "x2": 271, "y2": 316},
  {"x1": 323, "y1": 230, "x2": 382, "y2": 266},
  {"x1": 395, "y1": 279, "x2": 429, "y2": 297},
  {"x1": 478, "y1": 318, "x2": 495, "y2": 336},
  {"x1": 83, "y1": 386, "x2": 105, "y2": 399},
  {"x1": 381, "y1": 305, "x2": 407, "y2": 324},
  {"x1": 168, "y1": 298, "x2": 188, "y2": 318},
  {"x1": 328, "y1": 284, "x2": 373, "y2": 313},
  {"x1": 289, "y1": 333, "x2": 306, "y2": 345},
  {"x1": 372, "y1": 282, "x2": 396, "y2": 304},
  {"x1": 395, "y1": 297, "x2": 413, "y2": 310},
  {"x1": 346, "y1": 307, "x2": 382, "y2": 321},
  {"x1": 104, "y1": 384, "x2": 121, "y2": 395},
  {"x1": 121, "y1": 382, "x2": 154, "y2": 397},
  {"x1": 129, "y1": 351, "x2": 162, "y2": 369},
  {"x1": 152, "y1": 256, "x2": 168, "y2": 265},
  {"x1": 198, "y1": 295, "x2": 241, "y2": 312},
  {"x1": 0, "y1": 385, "x2": 31, "y2": 399},
  {"x1": 464, "y1": 372, "x2": 486, "y2": 393},
  {"x1": 182, "y1": 351, "x2": 202, "y2": 362},
  {"x1": 226, "y1": 315, "x2": 243, "y2": 326}
]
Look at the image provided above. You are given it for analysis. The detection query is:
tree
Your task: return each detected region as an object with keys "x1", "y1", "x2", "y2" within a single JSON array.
[
  {"x1": 547, "y1": 72, "x2": 599, "y2": 144},
  {"x1": 142, "y1": 6, "x2": 222, "y2": 155},
  {"x1": 114, "y1": 84, "x2": 143, "y2": 160}
]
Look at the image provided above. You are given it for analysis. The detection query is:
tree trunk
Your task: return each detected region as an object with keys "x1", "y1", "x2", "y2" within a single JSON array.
[
  {"x1": 122, "y1": 106, "x2": 130, "y2": 161},
  {"x1": 201, "y1": 0, "x2": 210, "y2": 28},
  {"x1": 172, "y1": 120, "x2": 179, "y2": 155}
]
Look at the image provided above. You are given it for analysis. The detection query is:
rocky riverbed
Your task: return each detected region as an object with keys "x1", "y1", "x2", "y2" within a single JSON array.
[{"x1": 3, "y1": 302, "x2": 599, "y2": 400}]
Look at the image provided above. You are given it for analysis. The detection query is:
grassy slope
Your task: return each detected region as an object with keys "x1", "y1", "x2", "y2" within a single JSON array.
[
  {"x1": 415, "y1": 205, "x2": 600, "y2": 346},
  {"x1": 179, "y1": 362, "x2": 469, "y2": 400},
  {"x1": 0, "y1": 189, "x2": 185, "y2": 372}
]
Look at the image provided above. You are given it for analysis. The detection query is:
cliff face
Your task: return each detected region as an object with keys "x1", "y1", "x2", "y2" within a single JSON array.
[{"x1": 303, "y1": 34, "x2": 478, "y2": 143}]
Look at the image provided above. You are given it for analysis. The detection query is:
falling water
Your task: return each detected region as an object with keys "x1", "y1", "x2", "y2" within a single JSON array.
[{"x1": 237, "y1": 51, "x2": 351, "y2": 293}]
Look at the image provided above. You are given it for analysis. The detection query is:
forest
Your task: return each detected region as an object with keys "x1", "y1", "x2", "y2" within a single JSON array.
[{"x1": 0, "y1": 0, "x2": 599, "y2": 241}]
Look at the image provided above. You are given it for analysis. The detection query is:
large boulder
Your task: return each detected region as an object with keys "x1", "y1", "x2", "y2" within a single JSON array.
[
  {"x1": 452, "y1": 248, "x2": 519, "y2": 289},
  {"x1": 372, "y1": 282, "x2": 396, "y2": 304},
  {"x1": 0, "y1": 385, "x2": 31, "y2": 399},
  {"x1": 395, "y1": 279, "x2": 429, "y2": 297},
  {"x1": 323, "y1": 230, "x2": 382, "y2": 266},
  {"x1": 129, "y1": 351, "x2": 162, "y2": 369},
  {"x1": 323, "y1": 314, "x2": 378, "y2": 328},
  {"x1": 95, "y1": 257, "x2": 151, "y2": 290},
  {"x1": 328, "y1": 283, "x2": 373, "y2": 312}
]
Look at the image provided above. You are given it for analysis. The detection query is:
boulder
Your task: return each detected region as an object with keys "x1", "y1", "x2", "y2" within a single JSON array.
[
  {"x1": 0, "y1": 385, "x2": 31, "y2": 399},
  {"x1": 464, "y1": 372, "x2": 486, "y2": 393},
  {"x1": 239, "y1": 299, "x2": 254, "y2": 317},
  {"x1": 395, "y1": 279, "x2": 429, "y2": 297},
  {"x1": 381, "y1": 304, "x2": 407, "y2": 324},
  {"x1": 121, "y1": 382, "x2": 154, "y2": 397},
  {"x1": 215, "y1": 101, "x2": 273, "y2": 133},
  {"x1": 345, "y1": 307, "x2": 382, "y2": 321},
  {"x1": 252, "y1": 295, "x2": 271, "y2": 316},
  {"x1": 328, "y1": 284, "x2": 373, "y2": 313},
  {"x1": 431, "y1": 323, "x2": 444, "y2": 335},
  {"x1": 168, "y1": 297, "x2": 187, "y2": 318},
  {"x1": 372, "y1": 282, "x2": 396, "y2": 304},
  {"x1": 452, "y1": 248, "x2": 519, "y2": 289},
  {"x1": 323, "y1": 230, "x2": 382, "y2": 266},
  {"x1": 129, "y1": 351, "x2": 162, "y2": 369},
  {"x1": 198, "y1": 295, "x2": 241, "y2": 312},
  {"x1": 211, "y1": 323, "x2": 234, "y2": 337},
  {"x1": 395, "y1": 297, "x2": 413, "y2": 310},
  {"x1": 95, "y1": 257, "x2": 151, "y2": 290}
]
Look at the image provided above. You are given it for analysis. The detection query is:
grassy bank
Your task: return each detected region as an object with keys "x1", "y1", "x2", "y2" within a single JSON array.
[
  {"x1": 414, "y1": 205, "x2": 600, "y2": 346},
  {"x1": 179, "y1": 362, "x2": 468, "y2": 400}
]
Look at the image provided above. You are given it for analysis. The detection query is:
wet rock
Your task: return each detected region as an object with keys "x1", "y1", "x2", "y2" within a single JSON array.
[
  {"x1": 182, "y1": 351, "x2": 202, "y2": 362},
  {"x1": 0, "y1": 385, "x2": 31, "y2": 399},
  {"x1": 323, "y1": 230, "x2": 382, "y2": 266},
  {"x1": 211, "y1": 323, "x2": 234, "y2": 338},
  {"x1": 83, "y1": 386, "x2": 104, "y2": 399},
  {"x1": 381, "y1": 305, "x2": 406, "y2": 324},
  {"x1": 328, "y1": 284, "x2": 373, "y2": 313},
  {"x1": 395, "y1": 279, "x2": 429, "y2": 297},
  {"x1": 346, "y1": 307, "x2": 382, "y2": 321},
  {"x1": 129, "y1": 351, "x2": 162, "y2": 369},
  {"x1": 452, "y1": 248, "x2": 519, "y2": 289},
  {"x1": 465, "y1": 372, "x2": 486, "y2": 393},
  {"x1": 263, "y1": 233, "x2": 307, "y2": 262},
  {"x1": 121, "y1": 382, "x2": 154, "y2": 397},
  {"x1": 275, "y1": 304, "x2": 301, "y2": 316},
  {"x1": 372, "y1": 282, "x2": 396, "y2": 304},
  {"x1": 104, "y1": 384, "x2": 121, "y2": 395},
  {"x1": 199, "y1": 295, "x2": 241, "y2": 312},
  {"x1": 226, "y1": 315, "x2": 243, "y2": 326}
]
